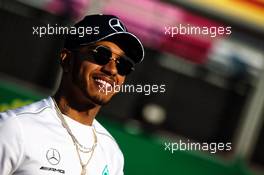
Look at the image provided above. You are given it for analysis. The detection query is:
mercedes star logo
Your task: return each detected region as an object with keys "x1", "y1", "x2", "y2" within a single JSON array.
[
  {"x1": 109, "y1": 18, "x2": 126, "y2": 32},
  {"x1": 46, "y1": 148, "x2": 61, "y2": 165}
]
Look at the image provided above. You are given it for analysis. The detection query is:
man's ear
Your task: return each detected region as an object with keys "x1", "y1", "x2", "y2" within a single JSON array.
[{"x1": 60, "y1": 48, "x2": 73, "y2": 72}]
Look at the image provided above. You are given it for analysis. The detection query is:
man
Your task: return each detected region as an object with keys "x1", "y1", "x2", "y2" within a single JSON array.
[{"x1": 0, "y1": 14, "x2": 144, "y2": 175}]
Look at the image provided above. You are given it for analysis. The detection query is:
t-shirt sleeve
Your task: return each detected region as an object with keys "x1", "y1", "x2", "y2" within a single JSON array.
[
  {"x1": 112, "y1": 149, "x2": 124, "y2": 175},
  {"x1": 0, "y1": 112, "x2": 24, "y2": 175}
]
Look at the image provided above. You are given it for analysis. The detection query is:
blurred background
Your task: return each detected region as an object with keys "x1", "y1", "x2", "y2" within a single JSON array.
[{"x1": 0, "y1": 0, "x2": 264, "y2": 174}]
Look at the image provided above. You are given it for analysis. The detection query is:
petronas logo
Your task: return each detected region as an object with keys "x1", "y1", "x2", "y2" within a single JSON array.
[{"x1": 102, "y1": 165, "x2": 109, "y2": 175}]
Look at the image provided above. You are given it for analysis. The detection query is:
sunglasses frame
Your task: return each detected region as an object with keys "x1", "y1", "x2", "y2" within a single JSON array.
[{"x1": 70, "y1": 45, "x2": 135, "y2": 76}]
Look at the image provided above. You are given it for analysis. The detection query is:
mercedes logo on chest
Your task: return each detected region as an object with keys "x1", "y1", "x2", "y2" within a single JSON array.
[{"x1": 46, "y1": 148, "x2": 61, "y2": 165}]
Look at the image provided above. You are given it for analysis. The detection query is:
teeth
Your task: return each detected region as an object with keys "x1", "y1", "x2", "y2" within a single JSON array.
[{"x1": 95, "y1": 79, "x2": 112, "y2": 87}]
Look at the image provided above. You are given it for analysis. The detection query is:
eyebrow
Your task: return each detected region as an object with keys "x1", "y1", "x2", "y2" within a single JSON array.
[{"x1": 94, "y1": 45, "x2": 125, "y2": 57}]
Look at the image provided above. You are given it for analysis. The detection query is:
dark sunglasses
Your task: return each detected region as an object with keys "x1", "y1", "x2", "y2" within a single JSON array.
[{"x1": 75, "y1": 45, "x2": 135, "y2": 76}]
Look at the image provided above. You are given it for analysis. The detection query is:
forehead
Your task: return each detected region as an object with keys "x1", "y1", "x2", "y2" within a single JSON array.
[{"x1": 95, "y1": 41, "x2": 125, "y2": 54}]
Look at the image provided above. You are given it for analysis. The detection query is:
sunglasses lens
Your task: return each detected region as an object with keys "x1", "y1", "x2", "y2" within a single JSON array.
[
  {"x1": 117, "y1": 58, "x2": 134, "y2": 76},
  {"x1": 92, "y1": 46, "x2": 111, "y2": 65},
  {"x1": 92, "y1": 45, "x2": 135, "y2": 76}
]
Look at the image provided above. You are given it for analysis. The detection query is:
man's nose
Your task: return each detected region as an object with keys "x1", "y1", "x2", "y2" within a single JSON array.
[{"x1": 101, "y1": 58, "x2": 118, "y2": 76}]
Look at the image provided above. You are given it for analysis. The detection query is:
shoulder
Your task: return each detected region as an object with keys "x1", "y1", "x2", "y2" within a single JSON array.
[
  {"x1": 93, "y1": 119, "x2": 115, "y2": 141},
  {"x1": 0, "y1": 97, "x2": 54, "y2": 173},
  {"x1": 0, "y1": 97, "x2": 55, "y2": 130},
  {"x1": 0, "y1": 97, "x2": 53, "y2": 121},
  {"x1": 93, "y1": 119, "x2": 124, "y2": 155},
  {"x1": 8, "y1": 97, "x2": 52, "y2": 116},
  {"x1": 93, "y1": 119, "x2": 120, "y2": 147}
]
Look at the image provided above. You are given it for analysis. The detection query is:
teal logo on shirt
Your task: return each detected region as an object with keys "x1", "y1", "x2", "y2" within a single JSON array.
[{"x1": 102, "y1": 165, "x2": 109, "y2": 175}]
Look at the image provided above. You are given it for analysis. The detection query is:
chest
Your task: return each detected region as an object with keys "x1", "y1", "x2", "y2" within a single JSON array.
[{"x1": 15, "y1": 125, "x2": 111, "y2": 175}]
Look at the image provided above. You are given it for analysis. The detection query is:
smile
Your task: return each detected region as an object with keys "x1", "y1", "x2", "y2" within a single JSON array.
[{"x1": 94, "y1": 78, "x2": 113, "y2": 88}]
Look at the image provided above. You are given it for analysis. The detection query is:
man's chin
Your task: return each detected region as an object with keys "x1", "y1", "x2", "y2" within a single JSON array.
[{"x1": 89, "y1": 93, "x2": 114, "y2": 106}]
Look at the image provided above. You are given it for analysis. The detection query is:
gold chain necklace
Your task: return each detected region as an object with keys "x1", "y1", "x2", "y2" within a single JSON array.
[{"x1": 52, "y1": 98, "x2": 97, "y2": 175}]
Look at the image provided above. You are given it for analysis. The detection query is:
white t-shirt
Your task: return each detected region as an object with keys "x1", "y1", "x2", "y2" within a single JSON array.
[{"x1": 0, "y1": 97, "x2": 124, "y2": 175}]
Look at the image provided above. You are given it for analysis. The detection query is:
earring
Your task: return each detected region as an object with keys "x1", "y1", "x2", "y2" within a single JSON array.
[
  {"x1": 61, "y1": 53, "x2": 67, "y2": 60},
  {"x1": 60, "y1": 53, "x2": 69, "y2": 73}
]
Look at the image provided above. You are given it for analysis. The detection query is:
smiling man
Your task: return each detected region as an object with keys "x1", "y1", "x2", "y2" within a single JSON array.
[{"x1": 0, "y1": 14, "x2": 144, "y2": 175}]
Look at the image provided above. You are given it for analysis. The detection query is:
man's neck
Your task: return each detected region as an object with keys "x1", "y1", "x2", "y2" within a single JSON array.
[{"x1": 53, "y1": 92, "x2": 101, "y2": 126}]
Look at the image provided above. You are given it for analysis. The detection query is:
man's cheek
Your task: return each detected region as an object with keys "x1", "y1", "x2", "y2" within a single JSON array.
[{"x1": 117, "y1": 76, "x2": 126, "y2": 86}]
